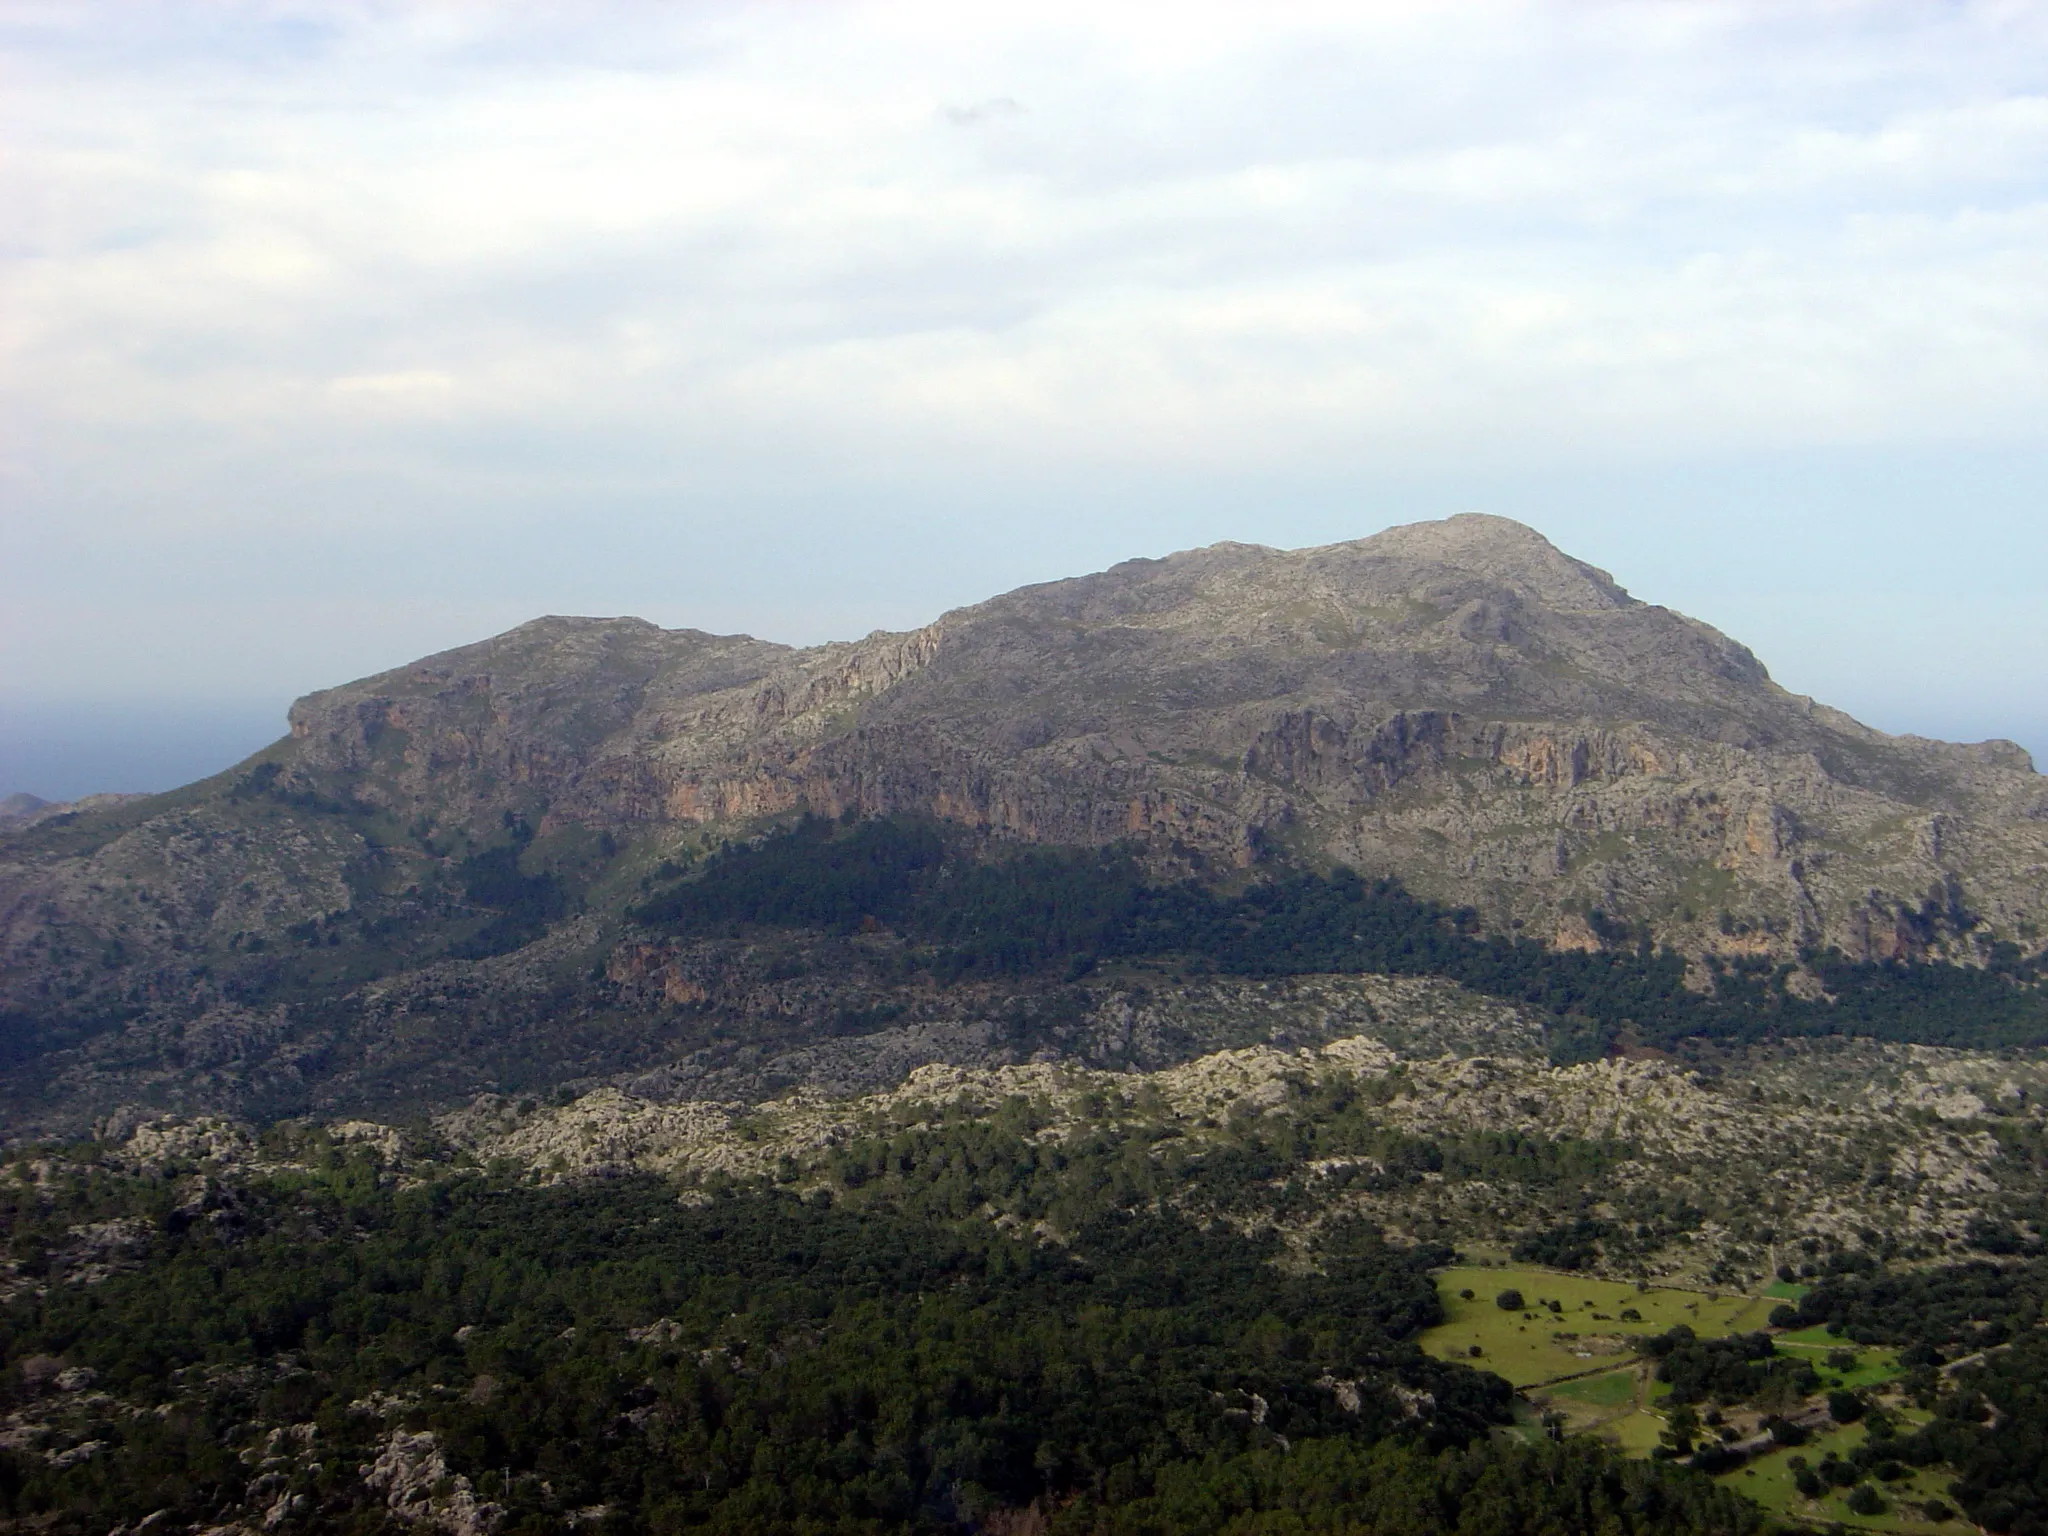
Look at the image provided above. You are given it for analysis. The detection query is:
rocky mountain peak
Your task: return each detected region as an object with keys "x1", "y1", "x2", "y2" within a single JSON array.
[
  {"x1": 235, "y1": 515, "x2": 2045, "y2": 970},
  {"x1": 1340, "y1": 512, "x2": 1634, "y2": 612},
  {"x1": 2, "y1": 516, "x2": 2043, "y2": 1137}
]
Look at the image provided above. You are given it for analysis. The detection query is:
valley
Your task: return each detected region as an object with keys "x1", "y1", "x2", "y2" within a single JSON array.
[{"x1": 5, "y1": 983, "x2": 2048, "y2": 1532}]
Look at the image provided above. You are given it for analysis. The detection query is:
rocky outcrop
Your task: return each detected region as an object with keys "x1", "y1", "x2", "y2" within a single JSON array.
[
  {"x1": 431, "y1": 1023, "x2": 2048, "y2": 1286},
  {"x1": 362, "y1": 1430, "x2": 502, "y2": 1536},
  {"x1": 1, "y1": 515, "x2": 2043, "y2": 1131},
  {"x1": 262, "y1": 514, "x2": 2044, "y2": 959}
]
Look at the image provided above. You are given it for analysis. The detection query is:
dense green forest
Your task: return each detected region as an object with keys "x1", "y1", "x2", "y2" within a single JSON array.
[
  {"x1": 1783, "y1": 1254, "x2": 2048, "y2": 1361},
  {"x1": 0, "y1": 1124, "x2": 1774, "y2": 1536},
  {"x1": 631, "y1": 814, "x2": 2048, "y2": 1060},
  {"x1": 1635, "y1": 1326, "x2": 1817, "y2": 1410},
  {"x1": 1765, "y1": 1255, "x2": 2048, "y2": 1532}
]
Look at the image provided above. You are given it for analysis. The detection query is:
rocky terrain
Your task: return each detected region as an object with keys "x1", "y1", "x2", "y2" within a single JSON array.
[
  {"x1": 6, "y1": 998, "x2": 2048, "y2": 1534},
  {"x1": 2, "y1": 515, "x2": 2044, "y2": 1133},
  {"x1": 274, "y1": 513, "x2": 2048, "y2": 959},
  {"x1": 0, "y1": 794, "x2": 142, "y2": 833},
  {"x1": 36, "y1": 992, "x2": 2048, "y2": 1299},
  {"x1": 0, "y1": 797, "x2": 52, "y2": 831},
  {"x1": 428, "y1": 1022, "x2": 2048, "y2": 1291}
]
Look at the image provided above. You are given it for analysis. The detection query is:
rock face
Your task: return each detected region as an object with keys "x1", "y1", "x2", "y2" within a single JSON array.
[
  {"x1": 1, "y1": 515, "x2": 2043, "y2": 1130},
  {"x1": 285, "y1": 513, "x2": 2046, "y2": 958}
]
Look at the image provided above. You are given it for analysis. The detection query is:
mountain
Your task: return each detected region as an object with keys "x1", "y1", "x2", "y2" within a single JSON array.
[
  {"x1": 0, "y1": 793, "x2": 142, "y2": 831},
  {"x1": 2, "y1": 514, "x2": 2043, "y2": 1133},
  {"x1": 0, "y1": 794, "x2": 53, "y2": 827}
]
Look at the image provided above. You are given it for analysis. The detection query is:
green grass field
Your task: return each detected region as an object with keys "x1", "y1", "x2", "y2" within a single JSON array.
[
  {"x1": 1547, "y1": 1368, "x2": 1638, "y2": 1408},
  {"x1": 1605, "y1": 1410, "x2": 1668, "y2": 1455},
  {"x1": 1773, "y1": 1332, "x2": 1906, "y2": 1393},
  {"x1": 1534, "y1": 1366, "x2": 1666, "y2": 1451},
  {"x1": 1722, "y1": 1421, "x2": 1968, "y2": 1533},
  {"x1": 1421, "y1": 1266, "x2": 1776, "y2": 1387},
  {"x1": 1433, "y1": 1268, "x2": 1959, "y2": 1527}
]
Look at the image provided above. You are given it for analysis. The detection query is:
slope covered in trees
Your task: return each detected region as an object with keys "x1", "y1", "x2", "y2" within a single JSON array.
[
  {"x1": 0, "y1": 1126, "x2": 1775, "y2": 1536},
  {"x1": 633, "y1": 815, "x2": 2048, "y2": 1060}
]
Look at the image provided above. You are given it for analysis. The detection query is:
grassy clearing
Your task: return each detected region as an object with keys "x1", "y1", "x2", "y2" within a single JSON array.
[
  {"x1": 1604, "y1": 1411, "x2": 1666, "y2": 1455},
  {"x1": 1765, "y1": 1280, "x2": 1810, "y2": 1300},
  {"x1": 1547, "y1": 1368, "x2": 1638, "y2": 1408},
  {"x1": 1422, "y1": 1266, "x2": 1775, "y2": 1387},
  {"x1": 1774, "y1": 1337, "x2": 1905, "y2": 1394},
  {"x1": 1723, "y1": 1421, "x2": 1968, "y2": 1533},
  {"x1": 1773, "y1": 1325, "x2": 1906, "y2": 1392},
  {"x1": 1436, "y1": 1265, "x2": 1947, "y2": 1522},
  {"x1": 1500, "y1": 1398, "x2": 1550, "y2": 1446},
  {"x1": 1534, "y1": 1364, "x2": 1660, "y2": 1448}
]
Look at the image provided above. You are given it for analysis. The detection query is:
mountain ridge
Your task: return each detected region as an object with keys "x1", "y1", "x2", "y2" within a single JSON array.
[
  {"x1": 2, "y1": 513, "x2": 2043, "y2": 1132},
  {"x1": 282, "y1": 512, "x2": 2047, "y2": 958}
]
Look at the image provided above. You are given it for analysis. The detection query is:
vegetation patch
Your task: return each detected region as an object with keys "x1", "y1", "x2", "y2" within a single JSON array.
[
  {"x1": 630, "y1": 815, "x2": 2048, "y2": 1061},
  {"x1": 1720, "y1": 1420, "x2": 1969, "y2": 1534},
  {"x1": 0, "y1": 1130, "x2": 1524, "y2": 1534},
  {"x1": 1548, "y1": 1368, "x2": 1641, "y2": 1408},
  {"x1": 1421, "y1": 1268, "x2": 1774, "y2": 1388}
]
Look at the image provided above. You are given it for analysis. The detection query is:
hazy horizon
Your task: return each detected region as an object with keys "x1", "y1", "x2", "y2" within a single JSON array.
[
  {"x1": 4, "y1": 2, "x2": 2045, "y2": 798},
  {"x1": 6, "y1": 507, "x2": 2046, "y2": 803}
]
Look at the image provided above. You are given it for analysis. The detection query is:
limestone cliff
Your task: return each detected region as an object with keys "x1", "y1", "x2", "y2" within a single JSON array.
[
  {"x1": 2, "y1": 515, "x2": 2043, "y2": 1131},
  {"x1": 281, "y1": 514, "x2": 2047, "y2": 962}
]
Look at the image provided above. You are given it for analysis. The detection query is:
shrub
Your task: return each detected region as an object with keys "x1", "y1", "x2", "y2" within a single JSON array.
[
  {"x1": 1764, "y1": 1415, "x2": 1809, "y2": 1446},
  {"x1": 1495, "y1": 1288, "x2": 1525, "y2": 1311},
  {"x1": 1846, "y1": 1484, "x2": 1888, "y2": 1516},
  {"x1": 1690, "y1": 1443, "x2": 1746, "y2": 1474},
  {"x1": 1828, "y1": 1388, "x2": 1865, "y2": 1423}
]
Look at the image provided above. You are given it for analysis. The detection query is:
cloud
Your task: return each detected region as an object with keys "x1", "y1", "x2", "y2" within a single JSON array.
[
  {"x1": 6, "y1": 2, "x2": 2045, "y2": 472},
  {"x1": 1, "y1": 0, "x2": 2046, "y2": 772},
  {"x1": 941, "y1": 96, "x2": 1024, "y2": 127}
]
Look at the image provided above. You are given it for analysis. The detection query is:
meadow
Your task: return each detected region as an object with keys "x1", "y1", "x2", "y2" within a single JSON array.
[
  {"x1": 1426, "y1": 1264, "x2": 1946, "y2": 1531},
  {"x1": 1726, "y1": 1419, "x2": 1967, "y2": 1533},
  {"x1": 1420, "y1": 1265, "x2": 1777, "y2": 1388}
]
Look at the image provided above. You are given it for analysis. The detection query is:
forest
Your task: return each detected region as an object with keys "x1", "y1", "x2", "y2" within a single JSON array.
[
  {"x1": 630, "y1": 814, "x2": 2048, "y2": 1060},
  {"x1": 0, "y1": 1128, "x2": 1769, "y2": 1535}
]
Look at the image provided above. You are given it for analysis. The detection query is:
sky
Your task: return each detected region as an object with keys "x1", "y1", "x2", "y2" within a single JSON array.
[{"x1": 2, "y1": 0, "x2": 2046, "y2": 799}]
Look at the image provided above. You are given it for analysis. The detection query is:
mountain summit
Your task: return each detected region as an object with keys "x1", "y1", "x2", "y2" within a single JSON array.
[
  {"x1": 3, "y1": 516, "x2": 2043, "y2": 1128},
  {"x1": 289, "y1": 513, "x2": 2041, "y2": 956}
]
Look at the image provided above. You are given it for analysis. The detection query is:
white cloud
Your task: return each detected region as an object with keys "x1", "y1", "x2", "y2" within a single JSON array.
[
  {"x1": 1, "y1": 0, "x2": 2046, "y2": 757},
  {"x1": 6, "y1": 2, "x2": 2045, "y2": 467}
]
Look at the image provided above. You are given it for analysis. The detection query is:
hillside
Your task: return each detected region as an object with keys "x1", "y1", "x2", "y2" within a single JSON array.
[
  {"x1": 6, "y1": 1021, "x2": 2048, "y2": 1534},
  {"x1": 1, "y1": 515, "x2": 2043, "y2": 1133}
]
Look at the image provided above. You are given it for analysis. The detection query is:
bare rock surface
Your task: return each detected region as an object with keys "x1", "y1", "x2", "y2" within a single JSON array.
[
  {"x1": 3, "y1": 515, "x2": 2042, "y2": 1128},
  {"x1": 430, "y1": 1019, "x2": 2048, "y2": 1289}
]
